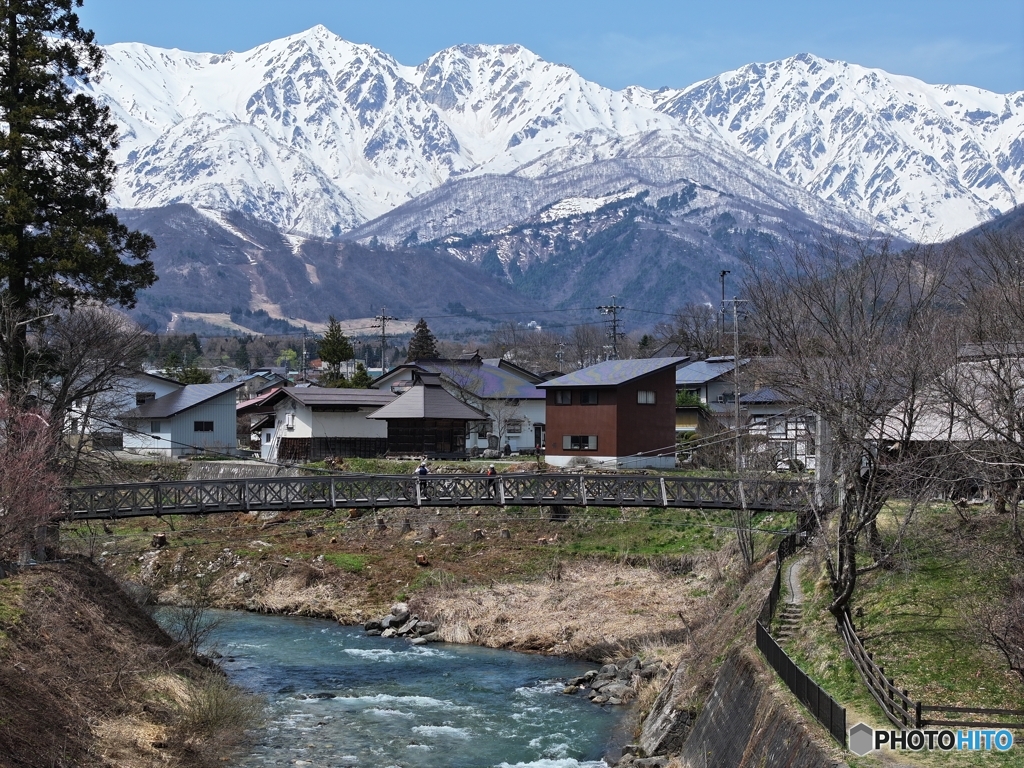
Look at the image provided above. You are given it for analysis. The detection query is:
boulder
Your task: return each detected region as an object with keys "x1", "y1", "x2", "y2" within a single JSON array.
[
  {"x1": 600, "y1": 663, "x2": 618, "y2": 676},
  {"x1": 396, "y1": 619, "x2": 419, "y2": 636},
  {"x1": 608, "y1": 697, "x2": 622, "y2": 705},
  {"x1": 365, "y1": 630, "x2": 382, "y2": 637},
  {"x1": 592, "y1": 695, "x2": 608, "y2": 704},
  {"x1": 409, "y1": 637, "x2": 428, "y2": 645},
  {"x1": 420, "y1": 632, "x2": 440, "y2": 642},
  {"x1": 363, "y1": 619, "x2": 383, "y2": 632},
  {"x1": 602, "y1": 683, "x2": 632, "y2": 700},
  {"x1": 381, "y1": 628, "x2": 397, "y2": 638},
  {"x1": 415, "y1": 621, "x2": 437, "y2": 635},
  {"x1": 623, "y1": 656, "x2": 642, "y2": 673},
  {"x1": 563, "y1": 685, "x2": 579, "y2": 695},
  {"x1": 391, "y1": 603, "x2": 410, "y2": 623}
]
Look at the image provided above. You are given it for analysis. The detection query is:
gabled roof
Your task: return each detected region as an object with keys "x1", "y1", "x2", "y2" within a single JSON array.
[
  {"x1": 739, "y1": 387, "x2": 791, "y2": 404},
  {"x1": 368, "y1": 375, "x2": 488, "y2": 421},
  {"x1": 538, "y1": 357, "x2": 688, "y2": 388},
  {"x1": 374, "y1": 359, "x2": 545, "y2": 399},
  {"x1": 275, "y1": 386, "x2": 396, "y2": 408},
  {"x1": 235, "y1": 387, "x2": 283, "y2": 415},
  {"x1": 676, "y1": 357, "x2": 750, "y2": 386},
  {"x1": 119, "y1": 383, "x2": 243, "y2": 419},
  {"x1": 135, "y1": 370, "x2": 185, "y2": 388}
]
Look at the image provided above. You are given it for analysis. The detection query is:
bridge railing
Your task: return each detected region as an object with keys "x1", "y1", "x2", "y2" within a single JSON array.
[{"x1": 62, "y1": 473, "x2": 815, "y2": 519}]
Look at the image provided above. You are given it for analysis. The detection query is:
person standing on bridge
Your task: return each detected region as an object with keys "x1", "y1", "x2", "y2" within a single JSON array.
[
  {"x1": 415, "y1": 461, "x2": 429, "y2": 501},
  {"x1": 485, "y1": 463, "x2": 497, "y2": 499}
]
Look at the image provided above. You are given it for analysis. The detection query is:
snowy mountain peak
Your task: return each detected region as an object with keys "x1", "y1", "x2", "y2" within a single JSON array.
[{"x1": 87, "y1": 28, "x2": 1024, "y2": 242}]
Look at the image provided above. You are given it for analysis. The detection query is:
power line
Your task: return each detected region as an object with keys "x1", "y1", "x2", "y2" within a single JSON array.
[
  {"x1": 597, "y1": 296, "x2": 625, "y2": 359},
  {"x1": 371, "y1": 307, "x2": 397, "y2": 373}
]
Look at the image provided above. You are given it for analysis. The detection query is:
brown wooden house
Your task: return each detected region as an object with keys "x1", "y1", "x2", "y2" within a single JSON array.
[
  {"x1": 538, "y1": 358, "x2": 687, "y2": 469},
  {"x1": 367, "y1": 373, "x2": 488, "y2": 458}
]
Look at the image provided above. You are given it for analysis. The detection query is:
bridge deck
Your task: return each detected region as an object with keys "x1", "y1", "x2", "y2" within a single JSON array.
[{"x1": 62, "y1": 474, "x2": 815, "y2": 520}]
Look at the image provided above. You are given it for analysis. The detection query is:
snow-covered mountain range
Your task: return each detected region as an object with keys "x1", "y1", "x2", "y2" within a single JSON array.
[{"x1": 84, "y1": 26, "x2": 1024, "y2": 243}]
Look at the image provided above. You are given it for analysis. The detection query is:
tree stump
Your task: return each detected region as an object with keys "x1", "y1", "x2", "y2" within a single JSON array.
[
  {"x1": 151, "y1": 533, "x2": 168, "y2": 549},
  {"x1": 471, "y1": 529, "x2": 485, "y2": 541},
  {"x1": 375, "y1": 517, "x2": 387, "y2": 533},
  {"x1": 500, "y1": 528, "x2": 511, "y2": 539},
  {"x1": 427, "y1": 527, "x2": 438, "y2": 539},
  {"x1": 400, "y1": 518, "x2": 413, "y2": 535}
]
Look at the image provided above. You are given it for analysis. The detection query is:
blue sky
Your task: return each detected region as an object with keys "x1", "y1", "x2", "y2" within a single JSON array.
[{"x1": 79, "y1": 0, "x2": 1023, "y2": 93}]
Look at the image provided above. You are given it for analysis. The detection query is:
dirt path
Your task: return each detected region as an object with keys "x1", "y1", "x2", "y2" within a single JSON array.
[{"x1": 785, "y1": 555, "x2": 807, "y2": 605}]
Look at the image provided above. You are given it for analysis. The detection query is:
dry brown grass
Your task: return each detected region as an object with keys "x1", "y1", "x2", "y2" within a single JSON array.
[{"x1": 408, "y1": 553, "x2": 739, "y2": 661}]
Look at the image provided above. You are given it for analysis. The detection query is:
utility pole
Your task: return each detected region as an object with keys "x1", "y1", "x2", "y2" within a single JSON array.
[
  {"x1": 372, "y1": 307, "x2": 396, "y2": 374},
  {"x1": 719, "y1": 270, "x2": 730, "y2": 354},
  {"x1": 300, "y1": 328, "x2": 307, "y2": 383},
  {"x1": 597, "y1": 296, "x2": 625, "y2": 359}
]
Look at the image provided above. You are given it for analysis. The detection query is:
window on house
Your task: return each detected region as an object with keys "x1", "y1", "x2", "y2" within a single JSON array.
[
  {"x1": 562, "y1": 435, "x2": 597, "y2": 451},
  {"x1": 554, "y1": 390, "x2": 571, "y2": 405},
  {"x1": 637, "y1": 390, "x2": 656, "y2": 405},
  {"x1": 506, "y1": 419, "x2": 522, "y2": 434},
  {"x1": 285, "y1": 412, "x2": 295, "y2": 429},
  {"x1": 136, "y1": 391, "x2": 156, "y2": 406},
  {"x1": 194, "y1": 421, "x2": 214, "y2": 432},
  {"x1": 150, "y1": 421, "x2": 161, "y2": 433},
  {"x1": 579, "y1": 390, "x2": 598, "y2": 405},
  {"x1": 263, "y1": 432, "x2": 272, "y2": 444},
  {"x1": 768, "y1": 417, "x2": 786, "y2": 439}
]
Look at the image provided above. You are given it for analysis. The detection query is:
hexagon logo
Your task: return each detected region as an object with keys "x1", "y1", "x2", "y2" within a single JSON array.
[{"x1": 849, "y1": 722, "x2": 874, "y2": 756}]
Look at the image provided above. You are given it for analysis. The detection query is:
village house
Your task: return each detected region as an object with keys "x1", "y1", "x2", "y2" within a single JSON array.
[
  {"x1": 239, "y1": 386, "x2": 396, "y2": 463},
  {"x1": 67, "y1": 370, "x2": 184, "y2": 451},
  {"x1": 367, "y1": 372, "x2": 488, "y2": 458},
  {"x1": 739, "y1": 387, "x2": 818, "y2": 471},
  {"x1": 372, "y1": 353, "x2": 547, "y2": 453},
  {"x1": 118, "y1": 382, "x2": 243, "y2": 457},
  {"x1": 538, "y1": 357, "x2": 687, "y2": 469}
]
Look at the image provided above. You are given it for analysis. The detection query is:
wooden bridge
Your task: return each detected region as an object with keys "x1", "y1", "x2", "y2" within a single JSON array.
[{"x1": 62, "y1": 473, "x2": 817, "y2": 521}]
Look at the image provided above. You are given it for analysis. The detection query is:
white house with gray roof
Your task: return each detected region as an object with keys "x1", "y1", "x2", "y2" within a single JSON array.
[
  {"x1": 240, "y1": 386, "x2": 396, "y2": 463},
  {"x1": 118, "y1": 383, "x2": 244, "y2": 457}
]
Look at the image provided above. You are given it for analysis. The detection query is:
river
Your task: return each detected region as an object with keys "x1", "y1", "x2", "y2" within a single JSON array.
[{"x1": 192, "y1": 610, "x2": 628, "y2": 768}]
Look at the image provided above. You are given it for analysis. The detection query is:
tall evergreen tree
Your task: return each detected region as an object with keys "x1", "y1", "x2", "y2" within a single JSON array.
[
  {"x1": 407, "y1": 318, "x2": 439, "y2": 361},
  {"x1": 0, "y1": 1, "x2": 156, "y2": 390},
  {"x1": 318, "y1": 315, "x2": 354, "y2": 381}
]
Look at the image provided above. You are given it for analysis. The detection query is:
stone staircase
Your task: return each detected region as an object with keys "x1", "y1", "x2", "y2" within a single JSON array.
[{"x1": 774, "y1": 604, "x2": 803, "y2": 641}]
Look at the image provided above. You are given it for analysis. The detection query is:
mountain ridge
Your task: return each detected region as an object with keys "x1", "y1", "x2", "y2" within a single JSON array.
[{"x1": 83, "y1": 28, "x2": 1024, "y2": 243}]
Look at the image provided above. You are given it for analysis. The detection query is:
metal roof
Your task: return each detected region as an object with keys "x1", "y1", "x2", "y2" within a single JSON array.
[
  {"x1": 676, "y1": 358, "x2": 750, "y2": 386},
  {"x1": 739, "y1": 387, "x2": 789, "y2": 404},
  {"x1": 538, "y1": 357, "x2": 688, "y2": 388},
  {"x1": 279, "y1": 387, "x2": 396, "y2": 408},
  {"x1": 119, "y1": 383, "x2": 243, "y2": 419},
  {"x1": 368, "y1": 379, "x2": 488, "y2": 421},
  {"x1": 375, "y1": 360, "x2": 545, "y2": 399}
]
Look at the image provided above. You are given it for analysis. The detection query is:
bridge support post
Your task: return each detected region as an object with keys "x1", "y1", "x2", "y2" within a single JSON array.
[
  {"x1": 548, "y1": 505, "x2": 570, "y2": 522},
  {"x1": 660, "y1": 477, "x2": 668, "y2": 507}
]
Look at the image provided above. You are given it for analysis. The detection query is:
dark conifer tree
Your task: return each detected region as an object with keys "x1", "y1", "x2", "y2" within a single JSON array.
[
  {"x1": 318, "y1": 315, "x2": 354, "y2": 381},
  {"x1": 0, "y1": 1, "x2": 156, "y2": 389},
  {"x1": 406, "y1": 318, "x2": 439, "y2": 361}
]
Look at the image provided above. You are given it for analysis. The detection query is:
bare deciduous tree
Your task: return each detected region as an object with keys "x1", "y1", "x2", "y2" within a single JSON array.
[
  {"x1": 746, "y1": 234, "x2": 955, "y2": 615},
  {"x1": 0, "y1": 396, "x2": 61, "y2": 564}
]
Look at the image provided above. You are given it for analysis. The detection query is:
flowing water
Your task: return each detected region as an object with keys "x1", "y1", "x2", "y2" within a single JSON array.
[{"x1": 191, "y1": 610, "x2": 627, "y2": 768}]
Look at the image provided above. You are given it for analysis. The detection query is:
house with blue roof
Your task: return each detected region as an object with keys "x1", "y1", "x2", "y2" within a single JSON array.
[
  {"x1": 538, "y1": 357, "x2": 688, "y2": 469},
  {"x1": 373, "y1": 353, "x2": 547, "y2": 453},
  {"x1": 118, "y1": 383, "x2": 244, "y2": 457}
]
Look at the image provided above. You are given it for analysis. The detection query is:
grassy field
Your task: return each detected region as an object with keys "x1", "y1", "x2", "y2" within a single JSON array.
[{"x1": 778, "y1": 501, "x2": 1024, "y2": 766}]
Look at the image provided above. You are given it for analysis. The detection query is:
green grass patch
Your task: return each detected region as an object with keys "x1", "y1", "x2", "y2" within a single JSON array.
[
  {"x1": 323, "y1": 553, "x2": 368, "y2": 573},
  {"x1": 0, "y1": 579, "x2": 25, "y2": 647}
]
